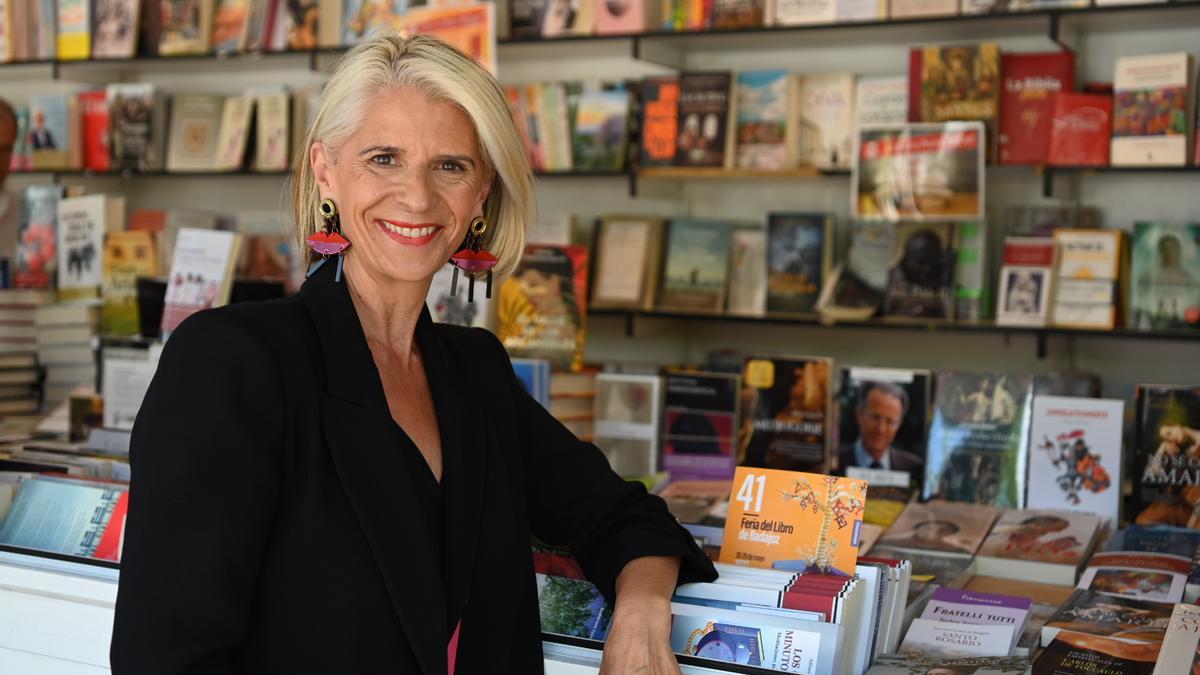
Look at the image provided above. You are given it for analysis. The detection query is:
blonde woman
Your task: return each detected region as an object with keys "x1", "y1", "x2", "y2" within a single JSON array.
[{"x1": 111, "y1": 34, "x2": 715, "y2": 674}]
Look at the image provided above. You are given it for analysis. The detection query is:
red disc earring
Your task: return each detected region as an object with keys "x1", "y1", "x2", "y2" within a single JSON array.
[
  {"x1": 450, "y1": 216, "x2": 497, "y2": 302},
  {"x1": 307, "y1": 198, "x2": 351, "y2": 281}
]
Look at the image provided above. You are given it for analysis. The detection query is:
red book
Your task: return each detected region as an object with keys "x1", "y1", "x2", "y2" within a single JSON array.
[
  {"x1": 1047, "y1": 92, "x2": 1113, "y2": 167},
  {"x1": 78, "y1": 90, "x2": 111, "y2": 172},
  {"x1": 1003, "y1": 238, "x2": 1056, "y2": 267},
  {"x1": 93, "y1": 491, "x2": 129, "y2": 561},
  {"x1": 999, "y1": 52, "x2": 1075, "y2": 165},
  {"x1": 908, "y1": 48, "x2": 922, "y2": 122}
]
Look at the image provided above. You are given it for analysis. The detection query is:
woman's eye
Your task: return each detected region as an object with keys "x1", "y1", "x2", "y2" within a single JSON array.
[
  {"x1": 439, "y1": 160, "x2": 465, "y2": 172},
  {"x1": 371, "y1": 154, "x2": 394, "y2": 167}
]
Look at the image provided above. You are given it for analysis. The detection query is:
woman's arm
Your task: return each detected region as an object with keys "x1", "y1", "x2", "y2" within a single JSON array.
[
  {"x1": 110, "y1": 310, "x2": 285, "y2": 675},
  {"x1": 599, "y1": 556, "x2": 683, "y2": 675}
]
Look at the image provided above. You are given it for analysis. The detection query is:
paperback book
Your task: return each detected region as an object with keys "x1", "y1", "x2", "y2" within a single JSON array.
[
  {"x1": 1026, "y1": 396, "x2": 1124, "y2": 525},
  {"x1": 1077, "y1": 551, "x2": 1189, "y2": 603},
  {"x1": 900, "y1": 618, "x2": 1015, "y2": 658},
  {"x1": 853, "y1": 123, "x2": 986, "y2": 221},
  {"x1": 496, "y1": 244, "x2": 588, "y2": 372},
  {"x1": 835, "y1": 366, "x2": 931, "y2": 494},
  {"x1": 160, "y1": 228, "x2": 242, "y2": 337},
  {"x1": 536, "y1": 573, "x2": 612, "y2": 640},
  {"x1": 1152, "y1": 602, "x2": 1200, "y2": 675},
  {"x1": 571, "y1": 87, "x2": 630, "y2": 171},
  {"x1": 661, "y1": 370, "x2": 740, "y2": 482},
  {"x1": 1052, "y1": 228, "x2": 1124, "y2": 330},
  {"x1": 975, "y1": 509, "x2": 1101, "y2": 585},
  {"x1": 855, "y1": 76, "x2": 908, "y2": 128},
  {"x1": 93, "y1": 0, "x2": 139, "y2": 58},
  {"x1": 765, "y1": 213, "x2": 832, "y2": 315},
  {"x1": 1130, "y1": 222, "x2": 1200, "y2": 331},
  {"x1": 1111, "y1": 52, "x2": 1195, "y2": 167},
  {"x1": 639, "y1": 77, "x2": 679, "y2": 168},
  {"x1": 735, "y1": 70, "x2": 794, "y2": 170},
  {"x1": 0, "y1": 478, "x2": 126, "y2": 559},
  {"x1": 919, "y1": 43, "x2": 1002, "y2": 127},
  {"x1": 1132, "y1": 385, "x2": 1200, "y2": 527},
  {"x1": 593, "y1": 374, "x2": 662, "y2": 478},
  {"x1": 101, "y1": 230, "x2": 158, "y2": 336},
  {"x1": 797, "y1": 73, "x2": 856, "y2": 171},
  {"x1": 675, "y1": 72, "x2": 733, "y2": 168},
  {"x1": 878, "y1": 500, "x2": 999, "y2": 557},
  {"x1": 738, "y1": 355, "x2": 833, "y2": 473},
  {"x1": 15, "y1": 185, "x2": 64, "y2": 289},
  {"x1": 920, "y1": 587, "x2": 1032, "y2": 654},
  {"x1": 727, "y1": 228, "x2": 767, "y2": 316},
  {"x1": 1041, "y1": 589, "x2": 1172, "y2": 645},
  {"x1": 881, "y1": 222, "x2": 957, "y2": 320},
  {"x1": 995, "y1": 237, "x2": 1057, "y2": 327},
  {"x1": 658, "y1": 219, "x2": 731, "y2": 312},
  {"x1": 56, "y1": 194, "x2": 113, "y2": 301},
  {"x1": 591, "y1": 216, "x2": 664, "y2": 311},
  {"x1": 1035, "y1": 630, "x2": 1161, "y2": 674}
]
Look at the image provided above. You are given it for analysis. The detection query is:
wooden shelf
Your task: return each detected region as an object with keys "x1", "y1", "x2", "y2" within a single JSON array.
[{"x1": 639, "y1": 166, "x2": 848, "y2": 180}]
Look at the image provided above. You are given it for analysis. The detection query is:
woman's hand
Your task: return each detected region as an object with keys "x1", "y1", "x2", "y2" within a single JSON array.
[{"x1": 599, "y1": 556, "x2": 682, "y2": 675}]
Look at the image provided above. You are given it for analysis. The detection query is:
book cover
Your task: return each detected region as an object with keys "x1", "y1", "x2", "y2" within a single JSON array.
[
  {"x1": 166, "y1": 94, "x2": 224, "y2": 172},
  {"x1": 496, "y1": 244, "x2": 588, "y2": 372},
  {"x1": 798, "y1": 73, "x2": 855, "y2": 171},
  {"x1": 1035, "y1": 630, "x2": 1161, "y2": 674},
  {"x1": 999, "y1": 52, "x2": 1076, "y2": 166},
  {"x1": 855, "y1": 76, "x2": 908, "y2": 128},
  {"x1": 1052, "y1": 228, "x2": 1123, "y2": 330},
  {"x1": 56, "y1": 0, "x2": 90, "y2": 59},
  {"x1": 658, "y1": 218, "x2": 731, "y2": 312},
  {"x1": 954, "y1": 219, "x2": 989, "y2": 322},
  {"x1": 253, "y1": 91, "x2": 290, "y2": 172},
  {"x1": 79, "y1": 90, "x2": 111, "y2": 173},
  {"x1": 835, "y1": 366, "x2": 931, "y2": 492},
  {"x1": 56, "y1": 194, "x2": 110, "y2": 300},
  {"x1": 978, "y1": 509, "x2": 1100, "y2": 568},
  {"x1": 93, "y1": 0, "x2": 139, "y2": 57},
  {"x1": 735, "y1": 70, "x2": 793, "y2": 170},
  {"x1": 28, "y1": 94, "x2": 72, "y2": 170},
  {"x1": 1153, "y1": 602, "x2": 1200, "y2": 675},
  {"x1": 511, "y1": 359, "x2": 551, "y2": 409},
  {"x1": 509, "y1": 0, "x2": 548, "y2": 37},
  {"x1": 867, "y1": 655, "x2": 1031, "y2": 674},
  {"x1": 101, "y1": 230, "x2": 158, "y2": 336},
  {"x1": 284, "y1": 0, "x2": 317, "y2": 49},
  {"x1": 594, "y1": 374, "x2": 662, "y2": 478},
  {"x1": 766, "y1": 212, "x2": 830, "y2": 315},
  {"x1": 670, "y1": 611, "x2": 825, "y2": 673},
  {"x1": 591, "y1": 215, "x2": 663, "y2": 310},
  {"x1": 1026, "y1": 396, "x2": 1123, "y2": 525},
  {"x1": 0, "y1": 478, "x2": 125, "y2": 557},
  {"x1": 159, "y1": 0, "x2": 214, "y2": 54},
  {"x1": 879, "y1": 500, "x2": 999, "y2": 556},
  {"x1": 211, "y1": 0, "x2": 249, "y2": 52},
  {"x1": 15, "y1": 185, "x2": 63, "y2": 290},
  {"x1": 213, "y1": 96, "x2": 254, "y2": 171},
  {"x1": 342, "y1": 0, "x2": 404, "y2": 46},
  {"x1": 922, "y1": 589, "x2": 1033, "y2": 640},
  {"x1": 540, "y1": 0, "x2": 594, "y2": 36},
  {"x1": 882, "y1": 222, "x2": 957, "y2": 320},
  {"x1": 920, "y1": 43, "x2": 1001, "y2": 126},
  {"x1": 536, "y1": 573, "x2": 612, "y2": 640},
  {"x1": 925, "y1": 371, "x2": 1033, "y2": 508},
  {"x1": 639, "y1": 76, "x2": 679, "y2": 168},
  {"x1": 662, "y1": 370, "x2": 740, "y2": 482},
  {"x1": 1048, "y1": 93, "x2": 1113, "y2": 167},
  {"x1": 888, "y1": 0, "x2": 956, "y2": 17},
  {"x1": 900, "y1": 618, "x2": 1015, "y2": 658},
  {"x1": 853, "y1": 123, "x2": 985, "y2": 221},
  {"x1": 738, "y1": 355, "x2": 833, "y2": 473},
  {"x1": 1130, "y1": 222, "x2": 1200, "y2": 331},
  {"x1": 392, "y1": 4, "x2": 496, "y2": 75},
  {"x1": 769, "y1": 0, "x2": 835, "y2": 25},
  {"x1": 1078, "y1": 551, "x2": 1189, "y2": 603},
  {"x1": 1112, "y1": 52, "x2": 1194, "y2": 167},
  {"x1": 108, "y1": 84, "x2": 162, "y2": 172},
  {"x1": 595, "y1": 0, "x2": 657, "y2": 33},
  {"x1": 571, "y1": 87, "x2": 630, "y2": 171},
  {"x1": 1133, "y1": 385, "x2": 1200, "y2": 527},
  {"x1": 675, "y1": 72, "x2": 732, "y2": 168},
  {"x1": 996, "y1": 237, "x2": 1056, "y2": 327},
  {"x1": 160, "y1": 228, "x2": 241, "y2": 337},
  {"x1": 1042, "y1": 590, "x2": 1172, "y2": 644},
  {"x1": 710, "y1": 0, "x2": 764, "y2": 28},
  {"x1": 720, "y1": 465, "x2": 867, "y2": 576},
  {"x1": 727, "y1": 227, "x2": 767, "y2": 316}
]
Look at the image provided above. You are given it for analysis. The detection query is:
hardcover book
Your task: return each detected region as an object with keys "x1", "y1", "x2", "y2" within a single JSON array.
[
  {"x1": 662, "y1": 370, "x2": 740, "y2": 482},
  {"x1": 1130, "y1": 222, "x2": 1200, "y2": 331},
  {"x1": 591, "y1": 215, "x2": 664, "y2": 310},
  {"x1": 658, "y1": 218, "x2": 731, "y2": 312},
  {"x1": 638, "y1": 77, "x2": 679, "y2": 168},
  {"x1": 1035, "y1": 630, "x2": 1161, "y2": 675},
  {"x1": 853, "y1": 123, "x2": 985, "y2": 221},
  {"x1": 56, "y1": 194, "x2": 116, "y2": 301},
  {"x1": 924, "y1": 370, "x2": 1034, "y2": 508},
  {"x1": 1111, "y1": 52, "x2": 1195, "y2": 167},
  {"x1": 855, "y1": 76, "x2": 908, "y2": 128},
  {"x1": 1153, "y1": 602, "x2": 1200, "y2": 675},
  {"x1": 1026, "y1": 396, "x2": 1124, "y2": 526},
  {"x1": 1041, "y1": 590, "x2": 1172, "y2": 645},
  {"x1": 726, "y1": 227, "x2": 767, "y2": 316},
  {"x1": 996, "y1": 237, "x2": 1057, "y2": 327},
  {"x1": 998, "y1": 52, "x2": 1076, "y2": 165},
  {"x1": 496, "y1": 244, "x2": 588, "y2": 372},
  {"x1": 976, "y1": 509, "x2": 1101, "y2": 585},
  {"x1": 159, "y1": 0, "x2": 214, "y2": 54},
  {"x1": 738, "y1": 355, "x2": 833, "y2": 473},
  {"x1": 765, "y1": 212, "x2": 831, "y2": 315},
  {"x1": 15, "y1": 185, "x2": 64, "y2": 289},
  {"x1": 881, "y1": 222, "x2": 957, "y2": 320},
  {"x1": 92, "y1": 0, "x2": 139, "y2": 58},
  {"x1": 101, "y1": 230, "x2": 158, "y2": 335},
  {"x1": 166, "y1": 94, "x2": 224, "y2": 172},
  {"x1": 1132, "y1": 385, "x2": 1200, "y2": 528},
  {"x1": 594, "y1": 374, "x2": 662, "y2": 478},
  {"x1": 734, "y1": 70, "x2": 795, "y2": 170},
  {"x1": 160, "y1": 228, "x2": 242, "y2": 337},
  {"x1": 572, "y1": 86, "x2": 630, "y2": 171},
  {"x1": 1047, "y1": 93, "x2": 1113, "y2": 167},
  {"x1": 797, "y1": 73, "x2": 855, "y2": 171},
  {"x1": 878, "y1": 500, "x2": 999, "y2": 556},
  {"x1": 1051, "y1": 228, "x2": 1124, "y2": 330},
  {"x1": 79, "y1": 90, "x2": 111, "y2": 173},
  {"x1": 675, "y1": 72, "x2": 733, "y2": 168},
  {"x1": 835, "y1": 366, "x2": 931, "y2": 493},
  {"x1": 919, "y1": 43, "x2": 1001, "y2": 129}
]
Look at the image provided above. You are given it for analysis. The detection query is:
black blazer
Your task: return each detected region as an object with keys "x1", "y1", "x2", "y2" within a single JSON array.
[{"x1": 111, "y1": 259, "x2": 717, "y2": 674}]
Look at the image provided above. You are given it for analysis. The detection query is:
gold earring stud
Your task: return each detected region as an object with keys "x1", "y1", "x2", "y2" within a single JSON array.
[
  {"x1": 470, "y1": 216, "x2": 487, "y2": 236},
  {"x1": 319, "y1": 198, "x2": 337, "y2": 219}
]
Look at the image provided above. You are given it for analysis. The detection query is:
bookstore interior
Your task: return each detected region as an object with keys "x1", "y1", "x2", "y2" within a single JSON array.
[{"x1": 2, "y1": 0, "x2": 1200, "y2": 671}]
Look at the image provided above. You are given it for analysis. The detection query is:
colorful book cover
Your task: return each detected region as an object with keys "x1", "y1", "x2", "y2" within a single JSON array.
[
  {"x1": 766, "y1": 212, "x2": 830, "y2": 315},
  {"x1": 1035, "y1": 630, "x2": 1161, "y2": 674},
  {"x1": 710, "y1": 0, "x2": 764, "y2": 28},
  {"x1": 56, "y1": 194, "x2": 109, "y2": 300},
  {"x1": 1153, "y1": 602, "x2": 1200, "y2": 675},
  {"x1": 539, "y1": 0, "x2": 594, "y2": 37},
  {"x1": 166, "y1": 94, "x2": 224, "y2": 172},
  {"x1": 670, "y1": 609, "x2": 828, "y2": 673},
  {"x1": 511, "y1": 358, "x2": 551, "y2": 409},
  {"x1": 536, "y1": 573, "x2": 612, "y2": 640},
  {"x1": 855, "y1": 76, "x2": 908, "y2": 128},
  {"x1": 882, "y1": 222, "x2": 957, "y2": 320},
  {"x1": 159, "y1": 0, "x2": 213, "y2": 55},
  {"x1": 342, "y1": 0, "x2": 405, "y2": 45},
  {"x1": 101, "y1": 230, "x2": 158, "y2": 335},
  {"x1": 1078, "y1": 551, "x2": 1189, "y2": 603},
  {"x1": 853, "y1": 123, "x2": 985, "y2": 221},
  {"x1": 92, "y1": 0, "x2": 140, "y2": 58},
  {"x1": 639, "y1": 77, "x2": 679, "y2": 168},
  {"x1": 924, "y1": 371, "x2": 1033, "y2": 508},
  {"x1": 1042, "y1": 590, "x2": 1172, "y2": 644},
  {"x1": 735, "y1": 70, "x2": 792, "y2": 170},
  {"x1": 211, "y1": 0, "x2": 250, "y2": 52},
  {"x1": 1111, "y1": 52, "x2": 1193, "y2": 167},
  {"x1": 56, "y1": 0, "x2": 91, "y2": 59},
  {"x1": 285, "y1": 0, "x2": 317, "y2": 49},
  {"x1": 879, "y1": 500, "x2": 999, "y2": 556},
  {"x1": 427, "y1": 263, "x2": 491, "y2": 329},
  {"x1": 160, "y1": 228, "x2": 241, "y2": 337},
  {"x1": 675, "y1": 72, "x2": 732, "y2": 168},
  {"x1": 1133, "y1": 385, "x2": 1200, "y2": 527},
  {"x1": 393, "y1": 3, "x2": 496, "y2": 75},
  {"x1": 108, "y1": 84, "x2": 161, "y2": 172},
  {"x1": 1048, "y1": 93, "x2": 1113, "y2": 167},
  {"x1": 658, "y1": 218, "x2": 731, "y2": 312},
  {"x1": 738, "y1": 355, "x2": 833, "y2": 473},
  {"x1": 998, "y1": 52, "x2": 1075, "y2": 165},
  {"x1": 922, "y1": 589, "x2": 1033, "y2": 638},
  {"x1": 955, "y1": 219, "x2": 989, "y2": 322},
  {"x1": 0, "y1": 478, "x2": 125, "y2": 558},
  {"x1": 79, "y1": 90, "x2": 111, "y2": 173},
  {"x1": 571, "y1": 87, "x2": 630, "y2": 171},
  {"x1": 1052, "y1": 228, "x2": 1123, "y2": 330},
  {"x1": 920, "y1": 43, "x2": 1001, "y2": 126},
  {"x1": 835, "y1": 366, "x2": 931, "y2": 494},
  {"x1": 28, "y1": 94, "x2": 71, "y2": 170},
  {"x1": 496, "y1": 244, "x2": 588, "y2": 372},
  {"x1": 720, "y1": 465, "x2": 867, "y2": 576},
  {"x1": 1026, "y1": 396, "x2": 1123, "y2": 525},
  {"x1": 1130, "y1": 222, "x2": 1200, "y2": 331},
  {"x1": 594, "y1": 374, "x2": 662, "y2": 478},
  {"x1": 662, "y1": 370, "x2": 740, "y2": 482},
  {"x1": 978, "y1": 509, "x2": 1100, "y2": 568},
  {"x1": 996, "y1": 237, "x2": 1056, "y2": 327},
  {"x1": 15, "y1": 185, "x2": 63, "y2": 289},
  {"x1": 798, "y1": 73, "x2": 855, "y2": 171}
]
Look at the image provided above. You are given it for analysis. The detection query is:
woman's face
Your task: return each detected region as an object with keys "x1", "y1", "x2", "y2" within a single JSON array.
[{"x1": 312, "y1": 86, "x2": 491, "y2": 287}]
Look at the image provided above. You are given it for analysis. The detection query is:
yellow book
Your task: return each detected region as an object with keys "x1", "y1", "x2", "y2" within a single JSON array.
[
  {"x1": 56, "y1": 0, "x2": 91, "y2": 60},
  {"x1": 101, "y1": 231, "x2": 158, "y2": 336}
]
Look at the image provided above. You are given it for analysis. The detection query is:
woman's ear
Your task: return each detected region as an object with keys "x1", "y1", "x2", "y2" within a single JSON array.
[{"x1": 311, "y1": 141, "x2": 335, "y2": 196}]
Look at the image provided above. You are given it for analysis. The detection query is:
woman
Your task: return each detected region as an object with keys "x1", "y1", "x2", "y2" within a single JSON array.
[{"x1": 111, "y1": 33, "x2": 716, "y2": 674}]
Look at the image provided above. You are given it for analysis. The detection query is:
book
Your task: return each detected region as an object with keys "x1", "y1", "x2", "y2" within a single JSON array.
[
  {"x1": 1016, "y1": 603, "x2": 1061, "y2": 656},
  {"x1": 1048, "y1": 93, "x2": 1114, "y2": 167},
  {"x1": 166, "y1": 94, "x2": 224, "y2": 172},
  {"x1": 211, "y1": 0, "x2": 249, "y2": 52},
  {"x1": 925, "y1": 371, "x2": 1033, "y2": 508},
  {"x1": 253, "y1": 90, "x2": 290, "y2": 172},
  {"x1": 835, "y1": 366, "x2": 931, "y2": 495},
  {"x1": 1035, "y1": 630, "x2": 1162, "y2": 674},
  {"x1": 900, "y1": 618, "x2": 1016, "y2": 658},
  {"x1": 284, "y1": 0, "x2": 316, "y2": 49},
  {"x1": 1153, "y1": 602, "x2": 1200, "y2": 675},
  {"x1": 1052, "y1": 228, "x2": 1125, "y2": 330},
  {"x1": 28, "y1": 94, "x2": 76, "y2": 170},
  {"x1": 669, "y1": 601, "x2": 839, "y2": 674},
  {"x1": 1078, "y1": 551, "x2": 1189, "y2": 603},
  {"x1": 108, "y1": 84, "x2": 166, "y2": 171},
  {"x1": 341, "y1": 0, "x2": 403, "y2": 46},
  {"x1": 734, "y1": 70, "x2": 795, "y2": 170},
  {"x1": 540, "y1": 0, "x2": 594, "y2": 36},
  {"x1": 879, "y1": 500, "x2": 999, "y2": 557},
  {"x1": 765, "y1": 213, "x2": 831, "y2": 315},
  {"x1": 159, "y1": 228, "x2": 242, "y2": 337},
  {"x1": 1130, "y1": 223, "x2": 1200, "y2": 331},
  {"x1": 720, "y1": 466, "x2": 867, "y2": 576},
  {"x1": 662, "y1": 370, "x2": 740, "y2": 482},
  {"x1": 509, "y1": 0, "x2": 548, "y2": 37},
  {"x1": 571, "y1": 87, "x2": 630, "y2": 171},
  {"x1": 658, "y1": 218, "x2": 731, "y2": 312},
  {"x1": 882, "y1": 222, "x2": 957, "y2": 320},
  {"x1": 1133, "y1": 385, "x2": 1200, "y2": 527},
  {"x1": 593, "y1": 374, "x2": 662, "y2": 478},
  {"x1": 511, "y1": 359, "x2": 551, "y2": 409},
  {"x1": 496, "y1": 244, "x2": 588, "y2": 372},
  {"x1": 1041, "y1": 590, "x2": 1172, "y2": 645},
  {"x1": 392, "y1": 4, "x2": 496, "y2": 75},
  {"x1": 638, "y1": 77, "x2": 679, "y2": 169},
  {"x1": 675, "y1": 72, "x2": 733, "y2": 168},
  {"x1": 921, "y1": 588, "x2": 1032, "y2": 652},
  {"x1": 1112, "y1": 52, "x2": 1195, "y2": 167},
  {"x1": 976, "y1": 509, "x2": 1101, "y2": 586},
  {"x1": 722, "y1": 228, "x2": 767, "y2": 316},
  {"x1": 738, "y1": 356, "x2": 833, "y2": 473},
  {"x1": 1026, "y1": 396, "x2": 1124, "y2": 526},
  {"x1": 996, "y1": 237, "x2": 1057, "y2": 327},
  {"x1": 797, "y1": 73, "x2": 855, "y2": 171},
  {"x1": 213, "y1": 96, "x2": 254, "y2": 171},
  {"x1": 536, "y1": 573, "x2": 612, "y2": 640},
  {"x1": 855, "y1": 76, "x2": 908, "y2": 128},
  {"x1": 710, "y1": 0, "x2": 764, "y2": 28},
  {"x1": 998, "y1": 52, "x2": 1076, "y2": 165},
  {"x1": 953, "y1": 220, "x2": 989, "y2": 322},
  {"x1": 919, "y1": 43, "x2": 1002, "y2": 130},
  {"x1": 888, "y1": 0, "x2": 956, "y2": 17},
  {"x1": 101, "y1": 230, "x2": 158, "y2": 336},
  {"x1": 15, "y1": 185, "x2": 64, "y2": 290},
  {"x1": 79, "y1": 90, "x2": 111, "y2": 173},
  {"x1": 159, "y1": 0, "x2": 214, "y2": 54},
  {"x1": 768, "y1": 0, "x2": 835, "y2": 24},
  {"x1": 93, "y1": 0, "x2": 140, "y2": 58},
  {"x1": 867, "y1": 656, "x2": 1031, "y2": 674},
  {"x1": 594, "y1": 0, "x2": 659, "y2": 33},
  {"x1": 0, "y1": 478, "x2": 126, "y2": 559},
  {"x1": 57, "y1": 194, "x2": 118, "y2": 301},
  {"x1": 56, "y1": 0, "x2": 91, "y2": 59},
  {"x1": 852, "y1": 123, "x2": 986, "y2": 221}
]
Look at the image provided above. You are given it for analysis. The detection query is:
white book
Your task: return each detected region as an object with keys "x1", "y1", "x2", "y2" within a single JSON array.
[
  {"x1": 920, "y1": 587, "x2": 1031, "y2": 654},
  {"x1": 854, "y1": 76, "x2": 908, "y2": 128},
  {"x1": 836, "y1": 0, "x2": 884, "y2": 20},
  {"x1": 160, "y1": 228, "x2": 241, "y2": 338},
  {"x1": 769, "y1": 0, "x2": 836, "y2": 25},
  {"x1": 593, "y1": 374, "x2": 663, "y2": 478},
  {"x1": 1026, "y1": 396, "x2": 1124, "y2": 527},
  {"x1": 996, "y1": 238, "x2": 1058, "y2": 328},
  {"x1": 900, "y1": 618, "x2": 1015, "y2": 658},
  {"x1": 213, "y1": 96, "x2": 254, "y2": 172},
  {"x1": 727, "y1": 228, "x2": 767, "y2": 316},
  {"x1": 1153, "y1": 602, "x2": 1200, "y2": 675},
  {"x1": 1111, "y1": 52, "x2": 1195, "y2": 167},
  {"x1": 669, "y1": 601, "x2": 840, "y2": 675},
  {"x1": 56, "y1": 195, "x2": 115, "y2": 301},
  {"x1": 798, "y1": 74, "x2": 856, "y2": 171}
]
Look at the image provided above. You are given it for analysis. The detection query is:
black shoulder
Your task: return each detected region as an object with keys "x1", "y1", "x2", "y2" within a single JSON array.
[{"x1": 164, "y1": 295, "x2": 310, "y2": 366}]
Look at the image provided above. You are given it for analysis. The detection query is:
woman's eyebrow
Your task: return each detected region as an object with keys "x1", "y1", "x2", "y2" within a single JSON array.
[
  {"x1": 439, "y1": 154, "x2": 478, "y2": 167},
  {"x1": 359, "y1": 145, "x2": 404, "y2": 157}
]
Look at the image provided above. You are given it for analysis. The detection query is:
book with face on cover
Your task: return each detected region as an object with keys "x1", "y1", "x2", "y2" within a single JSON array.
[
  {"x1": 975, "y1": 509, "x2": 1101, "y2": 586},
  {"x1": 878, "y1": 500, "x2": 999, "y2": 557},
  {"x1": 101, "y1": 230, "x2": 158, "y2": 336},
  {"x1": 737, "y1": 355, "x2": 833, "y2": 474},
  {"x1": 881, "y1": 222, "x2": 957, "y2": 321},
  {"x1": 1130, "y1": 222, "x2": 1200, "y2": 332},
  {"x1": 496, "y1": 244, "x2": 588, "y2": 372},
  {"x1": 675, "y1": 72, "x2": 733, "y2": 168},
  {"x1": 1132, "y1": 385, "x2": 1200, "y2": 528}
]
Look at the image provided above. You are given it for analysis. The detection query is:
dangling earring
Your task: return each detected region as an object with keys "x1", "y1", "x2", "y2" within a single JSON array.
[
  {"x1": 449, "y1": 216, "x2": 498, "y2": 302},
  {"x1": 306, "y1": 198, "x2": 351, "y2": 282}
]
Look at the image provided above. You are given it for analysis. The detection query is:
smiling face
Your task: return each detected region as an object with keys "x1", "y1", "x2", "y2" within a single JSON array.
[{"x1": 311, "y1": 86, "x2": 492, "y2": 289}]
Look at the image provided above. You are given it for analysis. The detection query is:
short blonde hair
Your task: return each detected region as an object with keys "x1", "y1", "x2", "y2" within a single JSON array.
[{"x1": 291, "y1": 33, "x2": 533, "y2": 280}]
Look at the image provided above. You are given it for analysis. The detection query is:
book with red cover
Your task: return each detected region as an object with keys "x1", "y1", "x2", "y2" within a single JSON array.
[
  {"x1": 79, "y1": 90, "x2": 111, "y2": 172},
  {"x1": 999, "y1": 52, "x2": 1075, "y2": 165},
  {"x1": 908, "y1": 48, "x2": 922, "y2": 122},
  {"x1": 1048, "y1": 93, "x2": 1113, "y2": 167}
]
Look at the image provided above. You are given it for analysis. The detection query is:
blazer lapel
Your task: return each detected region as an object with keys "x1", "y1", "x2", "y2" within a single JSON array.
[{"x1": 301, "y1": 261, "x2": 445, "y2": 675}]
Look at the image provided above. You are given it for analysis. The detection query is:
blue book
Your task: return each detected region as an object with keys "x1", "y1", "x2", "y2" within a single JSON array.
[{"x1": 511, "y1": 358, "x2": 551, "y2": 409}]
